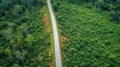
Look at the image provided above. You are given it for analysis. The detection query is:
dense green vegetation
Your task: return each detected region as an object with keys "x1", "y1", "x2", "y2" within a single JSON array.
[
  {"x1": 52, "y1": 0, "x2": 120, "y2": 67},
  {"x1": 52, "y1": 0, "x2": 120, "y2": 22},
  {"x1": 0, "y1": 0, "x2": 51, "y2": 67}
]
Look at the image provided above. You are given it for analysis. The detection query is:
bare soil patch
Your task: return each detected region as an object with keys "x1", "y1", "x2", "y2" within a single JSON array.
[{"x1": 60, "y1": 35, "x2": 68, "y2": 47}]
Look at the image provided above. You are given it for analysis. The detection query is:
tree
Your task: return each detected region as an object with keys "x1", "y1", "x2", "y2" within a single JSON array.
[
  {"x1": 12, "y1": 63, "x2": 19, "y2": 67},
  {"x1": 2, "y1": 28, "x2": 13, "y2": 40},
  {"x1": 5, "y1": 46, "x2": 12, "y2": 55},
  {"x1": 20, "y1": 0, "x2": 33, "y2": 9},
  {"x1": 25, "y1": 34, "x2": 34, "y2": 44},
  {"x1": 12, "y1": 5, "x2": 24, "y2": 18},
  {"x1": 110, "y1": 10, "x2": 120, "y2": 22}
]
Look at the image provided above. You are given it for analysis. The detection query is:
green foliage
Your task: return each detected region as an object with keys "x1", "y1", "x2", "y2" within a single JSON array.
[
  {"x1": 20, "y1": 0, "x2": 33, "y2": 9},
  {"x1": 52, "y1": 0, "x2": 120, "y2": 22},
  {"x1": 12, "y1": 63, "x2": 19, "y2": 67},
  {"x1": 12, "y1": 5, "x2": 24, "y2": 18},
  {"x1": 52, "y1": 0, "x2": 120, "y2": 66},
  {"x1": 25, "y1": 34, "x2": 34, "y2": 43},
  {"x1": 0, "y1": 0, "x2": 50, "y2": 67},
  {"x1": 2, "y1": 28, "x2": 13, "y2": 40},
  {"x1": 0, "y1": 0, "x2": 44, "y2": 18}
]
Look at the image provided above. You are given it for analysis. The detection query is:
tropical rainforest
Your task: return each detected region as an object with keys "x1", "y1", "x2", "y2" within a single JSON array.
[
  {"x1": 0, "y1": 0, "x2": 51, "y2": 67},
  {"x1": 52, "y1": 0, "x2": 120, "y2": 67},
  {"x1": 0, "y1": 0, "x2": 120, "y2": 67}
]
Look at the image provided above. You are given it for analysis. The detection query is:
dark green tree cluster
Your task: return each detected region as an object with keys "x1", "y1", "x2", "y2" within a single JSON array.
[
  {"x1": 0, "y1": 0, "x2": 50, "y2": 67},
  {"x1": 89, "y1": 0, "x2": 120, "y2": 22},
  {"x1": 0, "y1": 0, "x2": 45, "y2": 18},
  {"x1": 52, "y1": 0, "x2": 120, "y2": 22},
  {"x1": 52, "y1": 0, "x2": 120, "y2": 67}
]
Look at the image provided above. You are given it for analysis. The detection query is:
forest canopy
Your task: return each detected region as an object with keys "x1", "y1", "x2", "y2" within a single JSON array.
[
  {"x1": 0, "y1": 0, "x2": 50, "y2": 67},
  {"x1": 52, "y1": 0, "x2": 120, "y2": 22},
  {"x1": 52, "y1": 0, "x2": 120, "y2": 67}
]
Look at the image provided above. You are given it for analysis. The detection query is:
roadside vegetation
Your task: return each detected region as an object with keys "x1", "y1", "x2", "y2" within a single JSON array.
[
  {"x1": 52, "y1": 0, "x2": 120, "y2": 67},
  {"x1": 0, "y1": 0, "x2": 51, "y2": 67},
  {"x1": 40, "y1": 5, "x2": 55, "y2": 67}
]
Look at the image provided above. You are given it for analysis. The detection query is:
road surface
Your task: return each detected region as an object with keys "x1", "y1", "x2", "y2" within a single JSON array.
[{"x1": 47, "y1": 0, "x2": 62, "y2": 67}]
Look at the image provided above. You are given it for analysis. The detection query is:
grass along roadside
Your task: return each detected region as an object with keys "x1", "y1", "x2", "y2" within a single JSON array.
[
  {"x1": 54, "y1": 12, "x2": 68, "y2": 67},
  {"x1": 50, "y1": 5, "x2": 69, "y2": 66},
  {"x1": 57, "y1": 21, "x2": 68, "y2": 67},
  {"x1": 40, "y1": 5, "x2": 55, "y2": 67}
]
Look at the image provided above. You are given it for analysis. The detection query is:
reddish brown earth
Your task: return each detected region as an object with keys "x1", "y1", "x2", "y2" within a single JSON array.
[
  {"x1": 41, "y1": 8, "x2": 53, "y2": 67},
  {"x1": 60, "y1": 35, "x2": 68, "y2": 59},
  {"x1": 60, "y1": 35, "x2": 68, "y2": 47}
]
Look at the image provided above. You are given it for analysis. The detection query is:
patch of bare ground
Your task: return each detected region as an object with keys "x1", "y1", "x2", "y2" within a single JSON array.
[
  {"x1": 48, "y1": 50, "x2": 53, "y2": 67},
  {"x1": 40, "y1": 6, "x2": 53, "y2": 67},
  {"x1": 43, "y1": 17, "x2": 49, "y2": 27},
  {"x1": 42, "y1": 17, "x2": 50, "y2": 32},
  {"x1": 60, "y1": 35, "x2": 68, "y2": 47},
  {"x1": 60, "y1": 35, "x2": 68, "y2": 59}
]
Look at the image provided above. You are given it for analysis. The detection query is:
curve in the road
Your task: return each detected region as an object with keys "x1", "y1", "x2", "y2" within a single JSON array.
[{"x1": 47, "y1": 0, "x2": 62, "y2": 67}]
